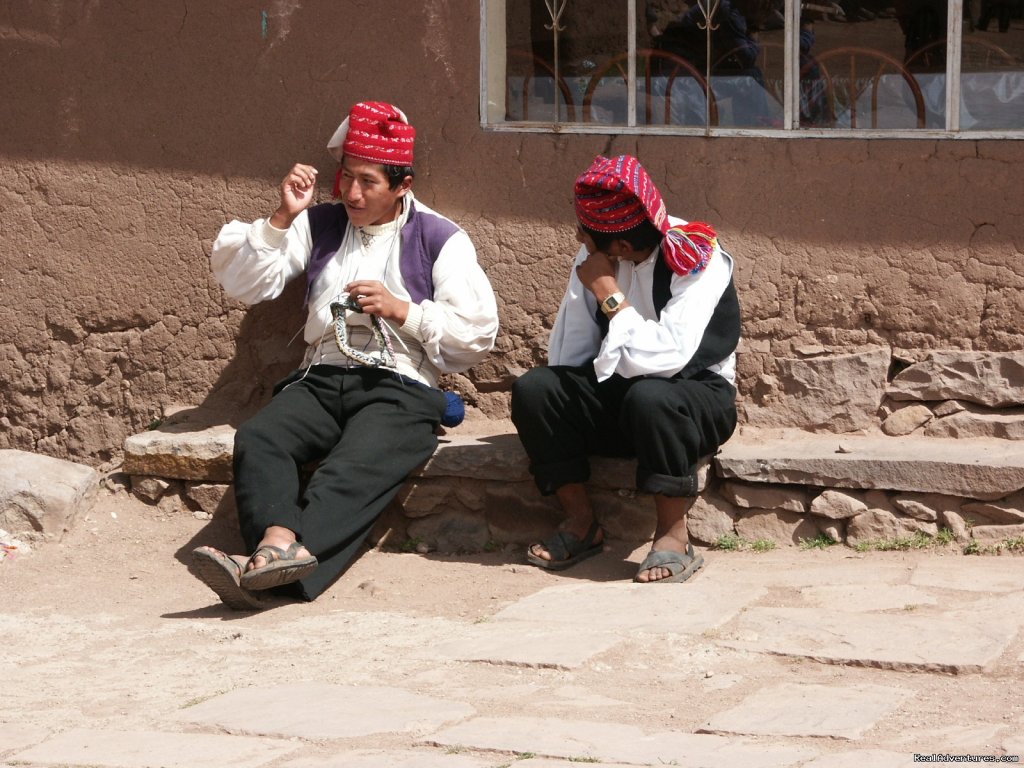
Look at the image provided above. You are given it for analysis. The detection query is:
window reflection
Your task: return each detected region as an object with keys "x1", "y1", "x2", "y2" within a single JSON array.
[
  {"x1": 798, "y1": 0, "x2": 932, "y2": 128},
  {"x1": 961, "y1": 0, "x2": 1024, "y2": 129},
  {"x1": 651, "y1": 0, "x2": 786, "y2": 127},
  {"x1": 496, "y1": 0, "x2": 1024, "y2": 132}
]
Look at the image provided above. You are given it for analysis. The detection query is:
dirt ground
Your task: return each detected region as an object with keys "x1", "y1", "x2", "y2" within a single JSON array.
[{"x1": 2, "y1": 487, "x2": 1022, "y2": 760}]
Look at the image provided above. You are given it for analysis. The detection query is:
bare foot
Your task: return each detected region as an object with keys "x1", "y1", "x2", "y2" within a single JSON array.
[
  {"x1": 246, "y1": 526, "x2": 312, "y2": 572},
  {"x1": 634, "y1": 531, "x2": 691, "y2": 583},
  {"x1": 528, "y1": 519, "x2": 604, "y2": 564}
]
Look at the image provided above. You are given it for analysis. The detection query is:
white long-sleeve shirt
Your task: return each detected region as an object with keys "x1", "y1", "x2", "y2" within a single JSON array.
[
  {"x1": 548, "y1": 216, "x2": 737, "y2": 384},
  {"x1": 210, "y1": 193, "x2": 499, "y2": 388}
]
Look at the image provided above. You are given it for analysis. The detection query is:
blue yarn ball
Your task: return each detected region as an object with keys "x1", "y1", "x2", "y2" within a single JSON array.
[{"x1": 441, "y1": 391, "x2": 466, "y2": 427}]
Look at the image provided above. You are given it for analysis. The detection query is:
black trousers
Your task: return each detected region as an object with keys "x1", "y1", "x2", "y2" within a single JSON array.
[
  {"x1": 233, "y1": 365, "x2": 446, "y2": 600},
  {"x1": 511, "y1": 365, "x2": 737, "y2": 497}
]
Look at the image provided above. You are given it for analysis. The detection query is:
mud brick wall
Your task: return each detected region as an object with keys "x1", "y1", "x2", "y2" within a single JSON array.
[{"x1": 2, "y1": 3, "x2": 1023, "y2": 467}]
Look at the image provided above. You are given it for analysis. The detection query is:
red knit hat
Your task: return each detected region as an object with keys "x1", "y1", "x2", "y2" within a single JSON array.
[
  {"x1": 326, "y1": 101, "x2": 415, "y2": 167},
  {"x1": 574, "y1": 155, "x2": 718, "y2": 276}
]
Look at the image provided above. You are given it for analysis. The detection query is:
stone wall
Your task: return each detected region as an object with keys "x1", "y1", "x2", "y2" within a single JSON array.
[
  {"x1": 692, "y1": 348, "x2": 1024, "y2": 551},
  {"x1": 109, "y1": 348, "x2": 1024, "y2": 555}
]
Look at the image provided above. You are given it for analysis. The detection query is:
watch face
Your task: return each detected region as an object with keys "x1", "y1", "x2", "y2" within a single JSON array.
[{"x1": 605, "y1": 296, "x2": 620, "y2": 309}]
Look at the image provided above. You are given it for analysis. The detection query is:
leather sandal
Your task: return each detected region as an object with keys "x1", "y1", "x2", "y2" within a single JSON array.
[
  {"x1": 239, "y1": 541, "x2": 318, "y2": 591},
  {"x1": 526, "y1": 520, "x2": 604, "y2": 571}
]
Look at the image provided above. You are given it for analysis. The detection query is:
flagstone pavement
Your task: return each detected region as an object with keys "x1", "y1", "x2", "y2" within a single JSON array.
[{"x1": 1, "y1": 497, "x2": 1023, "y2": 768}]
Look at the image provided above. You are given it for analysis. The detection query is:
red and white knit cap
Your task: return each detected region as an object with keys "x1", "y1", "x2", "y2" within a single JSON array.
[
  {"x1": 574, "y1": 154, "x2": 718, "y2": 276},
  {"x1": 326, "y1": 101, "x2": 415, "y2": 166}
]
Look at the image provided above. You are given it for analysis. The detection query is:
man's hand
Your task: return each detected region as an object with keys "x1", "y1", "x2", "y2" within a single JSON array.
[
  {"x1": 576, "y1": 249, "x2": 619, "y2": 298},
  {"x1": 344, "y1": 280, "x2": 410, "y2": 325},
  {"x1": 270, "y1": 163, "x2": 318, "y2": 229}
]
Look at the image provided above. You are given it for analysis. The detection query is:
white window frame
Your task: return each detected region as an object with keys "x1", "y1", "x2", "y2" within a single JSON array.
[{"x1": 480, "y1": 0, "x2": 1024, "y2": 139}]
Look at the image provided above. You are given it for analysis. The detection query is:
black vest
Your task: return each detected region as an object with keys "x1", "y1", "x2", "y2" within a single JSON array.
[{"x1": 595, "y1": 251, "x2": 741, "y2": 379}]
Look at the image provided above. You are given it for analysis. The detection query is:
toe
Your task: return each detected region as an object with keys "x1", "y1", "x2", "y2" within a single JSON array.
[{"x1": 528, "y1": 543, "x2": 552, "y2": 561}]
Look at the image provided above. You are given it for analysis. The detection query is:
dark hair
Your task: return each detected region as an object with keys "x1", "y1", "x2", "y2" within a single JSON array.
[
  {"x1": 580, "y1": 219, "x2": 663, "y2": 253},
  {"x1": 385, "y1": 164, "x2": 415, "y2": 190}
]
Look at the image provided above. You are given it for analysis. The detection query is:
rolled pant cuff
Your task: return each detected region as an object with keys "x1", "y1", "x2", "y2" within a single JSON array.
[{"x1": 637, "y1": 469, "x2": 699, "y2": 497}]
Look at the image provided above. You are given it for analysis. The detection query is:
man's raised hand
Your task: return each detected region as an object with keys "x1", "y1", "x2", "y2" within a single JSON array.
[{"x1": 270, "y1": 164, "x2": 319, "y2": 229}]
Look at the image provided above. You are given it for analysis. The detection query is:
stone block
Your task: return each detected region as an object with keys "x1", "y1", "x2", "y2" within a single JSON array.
[
  {"x1": 925, "y1": 409, "x2": 1024, "y2": 440},
  {"x1": 429, "y1": 621, "x2": 622, "y2": 669},
  {"x1": 892, "y1": 492, "x2": 961, "y2": 523},
  {"x1": 175, "y1": 683, "x2": 474, "y2": 740},
  {"x1": 591, "y1": 488, "x2": 655, "y2": 542},
  {"x1": 961, "y1": 497, "x2": 1024, "y2": 524},
  {"x1": 744, "y1": 347, "x2": 891, "y2": 432},
  {"x1": 809, "y1": 489, "x2": 868, "y2": 520},
  {"x1": 735, "y1": 508, "x2": 826, "y2": 545},
  {"x1": 893, "y1": 499, "x2": 938, "y2": 522},
  {"x1": 407, "y1": 508, "x2": 491, "y2": 554},
  {"x1": 284, "y1": 749, "x2": 492, "y2": 768},
  {"x1": 720, "y1": 480, "x2": 810, "y2": 512},
  {"x1": 941, "y1": 509, "x2": 971, "y2": 542},
  {"x1": 716, "y1": 432, "x2": 1024, "y2": 500},
  {"x1": 428, "y1": 715, "x2": 816, "y2": 766},
  {"x1": 184, "y1": 482, "x2": 235, "y2": 520},
  {"x1": 419, "y1": 433, "x2": 529, "y2": 482},
  {"x1": 889, "y1": 350, "x2": 1024, "y2": 408},
  {"x1": 846, "y1": 509, "x2": 938, "y2": 547},
  {"x1": 881, "y1": 404, "x2": 933, "y2": 436},
  {"x1": 933, "y1": 399, "x2": 968, "y2": 417},
  {"x1": 11, "y1": 728, "x2": 296, "y2": 767},
  {"x1": 123, "y1": 424, "x2": 235, "y2": 481},
  {"x1": 494, "y1": 580, "x2": 765, "y2": 634},
  {"x1": 722, "y1": 603, "x2": 1020, "y2": 672},
  {"x1": 481, "y1": 482, "x2": 561, "y2": 544},
  {"x1": 0, "y1": 449, "x2": 98, "y2": 541},
  {"x1": 970, "y1": 522, "x2": 1024, "y2": 545},
  {"x1": 701, "y1": 682, "x2": 913, "y2": 739},
  {"x1": 397, "y1": 481, "x2": 453, "y2": 518},
  {"x1": 688, "y1": 491, "x2": 738, "y2": 545},
  {"x1": 131, "y1": 475, "x2": 172, "y2": 502}
]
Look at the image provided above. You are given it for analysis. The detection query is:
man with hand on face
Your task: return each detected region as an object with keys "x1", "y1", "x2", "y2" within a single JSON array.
[
  {"x1": 511, "y1": 154, "x2": 740, "y2": 584},
  {"x1": 192, "y1": 101, "x2": 499, "y2": 609}
]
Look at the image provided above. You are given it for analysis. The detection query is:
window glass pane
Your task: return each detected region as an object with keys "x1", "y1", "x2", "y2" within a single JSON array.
[
  {"x1": 583, "y1": 1, "x2": 713, "y2": 126},
  {"x1": 503, "y1": 0, "x2": 629, "y2": 123},
  {"x1": 798, "y1": 0, "x2": 935, "y2": 128},
  {"x1": 959, "y1": 2, "x2": 1024, "y2": 130},
  {"x1": 650, "y1": 0, "x2": 786, "y2": 127}
]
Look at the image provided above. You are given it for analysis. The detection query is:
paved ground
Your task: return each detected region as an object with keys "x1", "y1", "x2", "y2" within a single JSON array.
[{"x1": 1, "y1": 487, "x2": 1023, "y2": 767}]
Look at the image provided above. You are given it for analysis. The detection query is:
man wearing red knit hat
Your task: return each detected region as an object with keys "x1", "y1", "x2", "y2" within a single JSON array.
[
  {"x1": 191, "y1": 101, "x2": 499, "y2": 609},
  {"x1": 512, "y1": 154, "x2": 740, "y2": 583}
]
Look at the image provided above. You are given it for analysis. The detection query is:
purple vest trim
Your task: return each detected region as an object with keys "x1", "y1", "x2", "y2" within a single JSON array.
[{"x1": 304, "y1": 200, "x2": 459, "y2": 306}]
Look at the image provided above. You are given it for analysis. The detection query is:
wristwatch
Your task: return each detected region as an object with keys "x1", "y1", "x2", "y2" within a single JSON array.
[{"x1": 600, "y1": 291, "x2": 626, "y2": 318}]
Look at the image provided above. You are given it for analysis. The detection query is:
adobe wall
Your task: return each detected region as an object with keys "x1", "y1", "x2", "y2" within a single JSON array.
[{"x1": 2, "y1": 2, "x2": 1022, "y2": 465}]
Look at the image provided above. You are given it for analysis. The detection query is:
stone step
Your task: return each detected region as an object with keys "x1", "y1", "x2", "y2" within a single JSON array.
[
  {"x1": 123, "y1": 423, "x2": 1024, "y2": 500},
  {"x1": 122, "y1": 424, "x2": 673, "y2": 492},
  {"x1": 716, "y1": 430, "x2": 1024, "y2": 501}
]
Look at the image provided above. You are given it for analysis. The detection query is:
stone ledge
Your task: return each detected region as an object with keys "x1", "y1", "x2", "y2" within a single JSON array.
[
  {"x1": 121, "y1": 422, "x2": 1024, "y2": 553},
  {"x1": 123, "y1": 424, "x2": 234, "y2": 482},
  {"x1": 123, "y1": 425, "x2": 703, "y2": 493},
  {"x1": 716, "y1": 431, "x2": 1024, "y2": 501},
  {"x1": 123, "y1": 424, "x2": 1024, "y2": 500}
]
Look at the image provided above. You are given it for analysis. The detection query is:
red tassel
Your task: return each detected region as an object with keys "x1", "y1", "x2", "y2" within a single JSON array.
[
  {"x1": 332, "y1": 167, "x2": 343, "y2": 199},
  {"x1": 663, "y1": 221, "x2": 718, "y2": 276}
]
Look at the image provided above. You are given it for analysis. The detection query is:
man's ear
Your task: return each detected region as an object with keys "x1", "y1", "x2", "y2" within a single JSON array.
[
  {"x1": 396, "y1": 176, "x2": 414, "y2": 197},
  {"x1": 609, "y1": 238, "x2": 632, "y2": 257}
]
